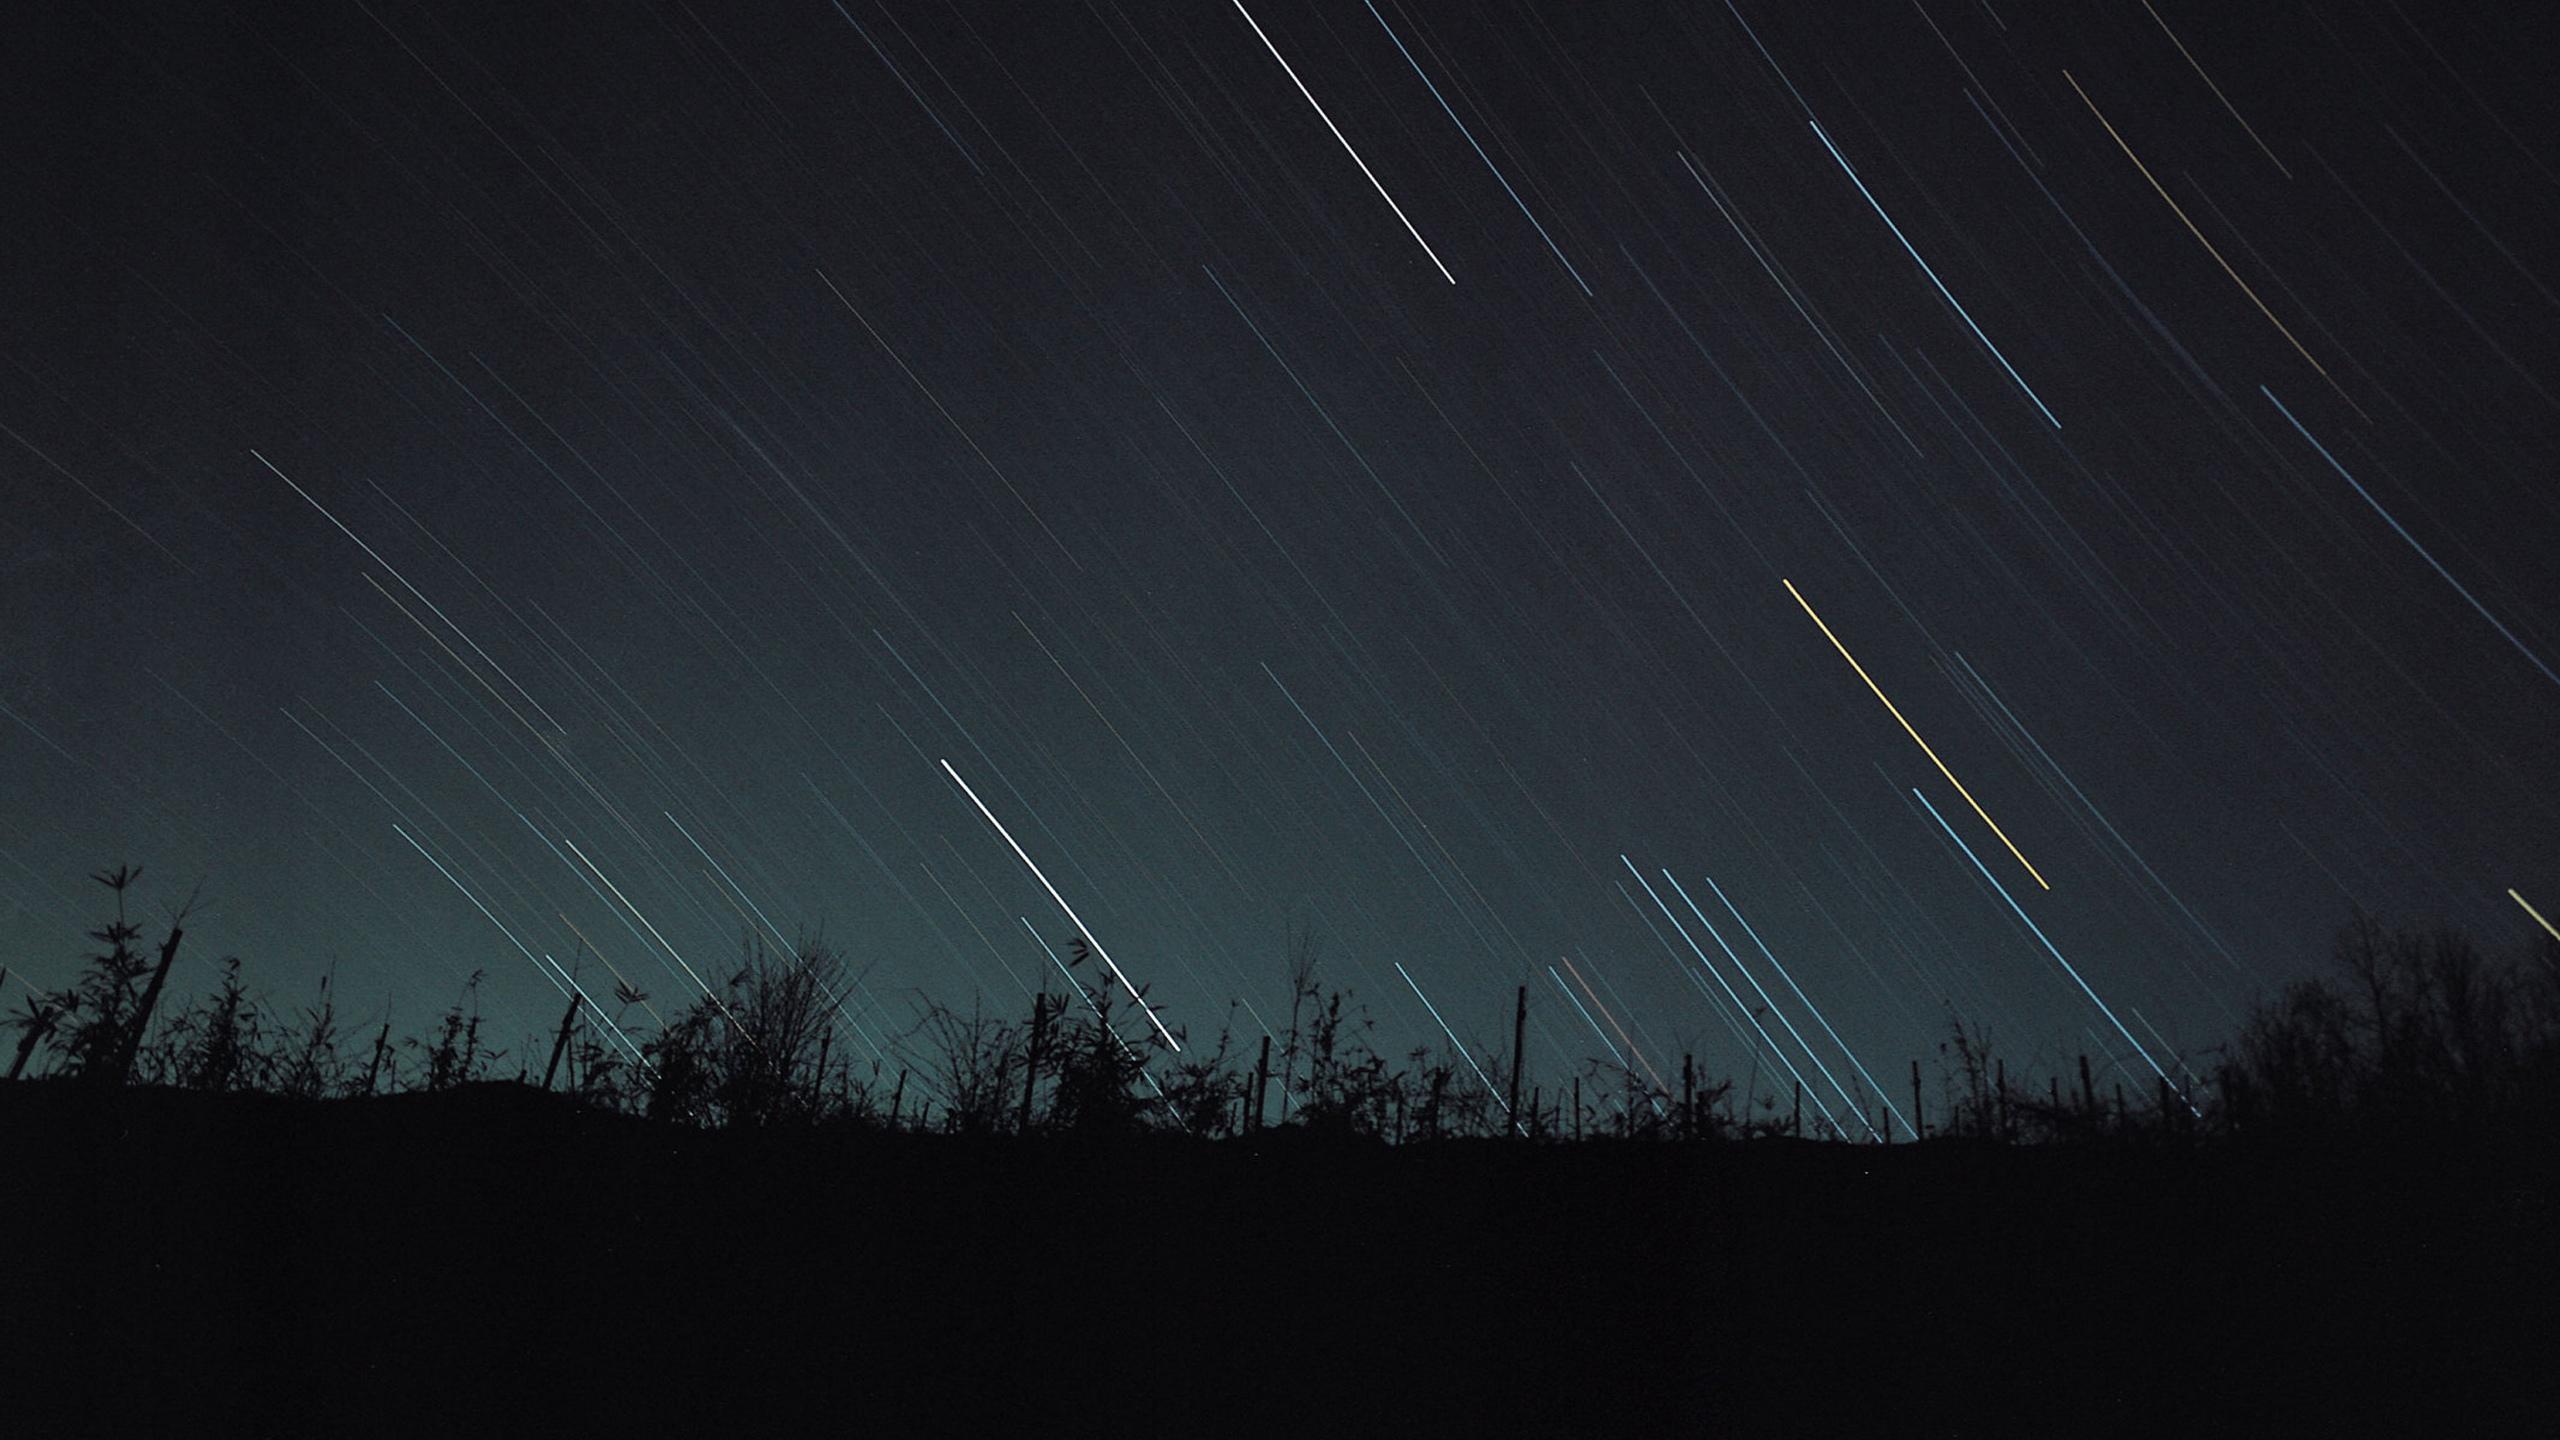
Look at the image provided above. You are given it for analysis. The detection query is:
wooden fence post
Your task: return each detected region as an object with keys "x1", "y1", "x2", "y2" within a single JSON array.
[
  {"x1": 1019, "y1": 994, "x2": 1049, "y2": 1133},
  {"x1": 1508, "y1": 985, "x2": 1527, "y2": 1137},
  {"x1": 1252, "y1": 1032, "x2": 1271, "y2": 1133}
]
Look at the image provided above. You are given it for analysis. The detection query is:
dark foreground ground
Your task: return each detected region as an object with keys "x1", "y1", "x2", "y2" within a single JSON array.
[{"x1": 4, "y1": 1082, "x2": 2554, "y2": 1436}]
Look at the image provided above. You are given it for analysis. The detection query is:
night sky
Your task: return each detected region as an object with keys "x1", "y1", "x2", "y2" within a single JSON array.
[{"x1": 7, "y1": 0, "x2": 2555, "y2": 1124}]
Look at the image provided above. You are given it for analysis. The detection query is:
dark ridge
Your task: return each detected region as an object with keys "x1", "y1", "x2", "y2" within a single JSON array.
[{"x1": 6, "y1": 1080, "x2": 2553, "y2": 1435}]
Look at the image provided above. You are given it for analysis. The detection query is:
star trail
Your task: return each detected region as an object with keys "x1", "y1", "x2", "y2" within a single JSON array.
[{"x1": 6, "y1": 0, "x2": 2555, "y2": 1116}]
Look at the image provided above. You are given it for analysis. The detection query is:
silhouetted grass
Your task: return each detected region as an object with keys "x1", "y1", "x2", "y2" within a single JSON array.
[{"x1": 4, "y1": 862, "x2": 2555, "y2": 1431}]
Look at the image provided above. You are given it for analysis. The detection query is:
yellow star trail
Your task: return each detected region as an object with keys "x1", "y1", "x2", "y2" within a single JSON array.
[
  {"x1": 2513, "y1": 889, "x2": 2560, "y2": 947},
  {"x1": 2063, "y1": 69, "x2": 2365, "y2": 420},
  {"x1": 1783, "y1": 579, "x2": 2050, "y2": 892}
]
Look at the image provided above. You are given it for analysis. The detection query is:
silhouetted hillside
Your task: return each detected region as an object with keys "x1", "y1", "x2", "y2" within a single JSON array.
[{"x1": 6, "y1": 1079, "x2": 2552, "y2": 1434}]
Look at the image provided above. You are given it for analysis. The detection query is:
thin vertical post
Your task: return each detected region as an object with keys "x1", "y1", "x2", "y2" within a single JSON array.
[
  {"x1": 1253, "y1": 1033, "x2": 1272, "y2": 1133},
  {"x1": 1508, "y1": 984, "x2": 1527, "y2": 1136},
  {"x1": 1911, "y1": 1059, "x2": 1924, "y2": 1141},
  {"x1": 1019, "y1": 994, "x2": 1049, "y2": 1133}
]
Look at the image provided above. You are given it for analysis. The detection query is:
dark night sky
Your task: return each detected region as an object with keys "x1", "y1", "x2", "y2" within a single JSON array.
[{"x1": 6, "y1": 0, "x2": 2555, "y2": 1124}]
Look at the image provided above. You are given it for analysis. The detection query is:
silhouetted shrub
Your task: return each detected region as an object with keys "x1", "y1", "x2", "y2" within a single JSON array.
[
  {"x1": 410, "y1": 970, "x2": 501, "y2": 1092},
  {"x1": 1045, "y1": 936, "x2": 1163, "y2": 1135},
  {"x1": 639, "y1": 936, "x2": 855, "y2": 1127},
  {"x1": 143, "y1": 957, "x2": 274, "y2": 1094},
  {"x1": 48, "y1": 866, "x2": 159, "y2": 1082}
]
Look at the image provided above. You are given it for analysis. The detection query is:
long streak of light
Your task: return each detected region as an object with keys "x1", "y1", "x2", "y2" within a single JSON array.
[
  {"x1": 1205, "y1": 268, "x2": 1450, "y2": 569},
  {"x1": 2261, "y1": 386, "x2": 2560, "y2": 691},
  {"x1": 813, "y1": 271, "x2": 1082, "y2": 570},
  {"x1": 664, "y1": 810, "x2": 796, "y2": 959},
  {"x1": 2130, "y1": 1007, "x2": 2206, "y2": 1093},
  {"x1": 256, "y1": 449, "x2": 568, "y2": 740},
  {"x1": 552, "y1": 828, "x2": 734, "y2": 1029},
  {"x1": 1231, "y1": 0, "x2": 1455, "y2": 284},
  {"x1": 1807, "y1": 121, "x2": 2059, "y2": 428},
  {"x1": 1666, "y1": 870, "x2": 1879, "y2": 1142},
  {"x1": 1261, "y1": 666, "x2": 1507, "y2": 959},
  {"x1": 2062, "y1": 72, "x2": 2333, "y2": 387},
  {"x1": 1361, "y1": 0, "x2": 1583, "y2": 293},
  {"x1": 1946, "y1": 653, "x2": 2243, "y2": 989},
  {"x1": 537, "y1": 952, "x2": 651, "y2": 1068},
  {"x1": 362, "y1": 574, "x2": 550, "y2": 754},
  {"x1": 1021, "y1": 920, "x2": 1183, "y2": 1128},
  {"x1": 2, "y1": 417, "x2": 187, "y2": 566},
  {"x1": 940, "y1": 759, "x2": 1179, "y2": 1052},
  {"x1": 1013, "y1": 611, "x2": 1254, "y2": 904},
  {"x1": 2138, "y1": 0, "x2": 2292, "y2": 178},
  {"x1": 392, "y1": 823, "x2": 564, "y2": 998},
  {"x1": 1784, "y1": 579, "x2": 2050, "y2": 889},
  {"x1": 554, "y1": 913, "x2": 665, "y2": 1028},
  {"x1": 830, "y1": 0, "x2": 983, "y2": 174},
  {"x1": 1675, "y1": 152, "x2": 1921, "y2": 456},
  {"x1": 1550, "y1": 962, "x2": 1669, "y2": 1121},
  {"x1": 1557, "y1": 950, "x2": 1662, "y2": 1090},
  {"x1": 2512, "y1": 889, "x2": 2560, "y2": 948},
  {"x1": 1702, "y1": 875, "x2": 1914, "y2": 1140},
  {"x1": 1910, "y1": 789, "x2": 2191, "y2": 1111},
  {"x1": 1549, "y1": 964, "x2": 1628, "y2": 1073},
  {"x1": 1622, "y1": 857, "x2": 1844, "y2": 1138},
  {"x1": 1392, "y1": 960, "x2": 1509, "y2": 1119}
]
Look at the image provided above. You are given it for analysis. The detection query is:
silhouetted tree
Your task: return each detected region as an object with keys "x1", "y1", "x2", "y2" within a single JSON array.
[{"x1": 2217, "y1": 916, "x2": 2560, "y2": 1134}]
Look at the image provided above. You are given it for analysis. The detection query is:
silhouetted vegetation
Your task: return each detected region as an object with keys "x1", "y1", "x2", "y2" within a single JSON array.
[
  {"x1": 9, "y1": 861, "x2": 2555, "y2": 1156},
  {"x1": 5, "y1": 863, "x2": 2554, "y2": 1434},
  {"x1": 2216, "y1": 914, "x2": 2560, "y2": 1136}
]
